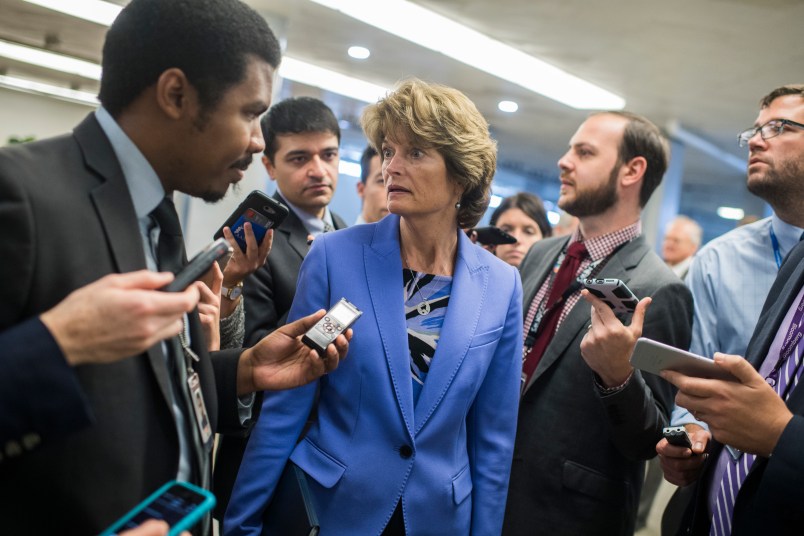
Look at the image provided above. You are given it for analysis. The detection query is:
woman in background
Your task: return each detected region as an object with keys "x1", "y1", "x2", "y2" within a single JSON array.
[
  {"x1": 490, "y1": 192, "x2": 552, "y2": 267},
  {"x1": 225, "y1": 78, "x2": 523, "y2": 536}
]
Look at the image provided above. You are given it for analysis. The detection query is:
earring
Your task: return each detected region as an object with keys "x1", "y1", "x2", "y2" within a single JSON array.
[{"x1": 455, "y1": 202, "x2": 461, "y2": 209}]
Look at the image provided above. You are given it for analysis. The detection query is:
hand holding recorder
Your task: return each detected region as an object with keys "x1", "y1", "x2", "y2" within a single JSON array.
[{"x1": 579, "y1": 288, "x2": 652, "y2": 388}]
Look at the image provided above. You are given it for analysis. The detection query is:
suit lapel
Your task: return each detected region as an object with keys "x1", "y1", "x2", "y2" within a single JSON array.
[
  {"x1": 524, "y1": 237, "x2": 647, "y2": 392},
  {"x1": 74, "y1": 114, "x2": 174, "y2": 414},
  {"x1": 521, "y1": 237, "x2": 568, "y2": 309},
  {"x1": 273, "y1": 192, "x2": 310, "y2": 260},
  {"x1": 364, "y1": 215, "x2": 415, "y2": 439},
  {"x1": 413, "y1": 231, "x2": 487, "y2": 432}
]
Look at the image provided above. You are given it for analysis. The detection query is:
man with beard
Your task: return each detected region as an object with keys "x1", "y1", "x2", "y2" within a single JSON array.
[
  {"x1": 503, "y1": 111, "x2": 693, "y2": 535},
  {"x1": 658, "y1": 85, "x2": 804, "y2": 534},
  {"x1": 0, "y1": 1, "x2": 350, "y2": 533}
]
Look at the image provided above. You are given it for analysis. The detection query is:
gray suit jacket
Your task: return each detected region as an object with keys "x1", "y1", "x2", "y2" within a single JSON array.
[
  {"x1": 0, "y1": 114, "x2": 245, "y2": 534},
  {"x1": 503, "y1": 234, "x2": 693, "y2": 536}
]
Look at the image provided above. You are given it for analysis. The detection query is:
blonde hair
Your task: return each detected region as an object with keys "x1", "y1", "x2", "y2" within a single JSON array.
[{"x1": 361, "y1": 78, "x2": 497, "y2": 228}]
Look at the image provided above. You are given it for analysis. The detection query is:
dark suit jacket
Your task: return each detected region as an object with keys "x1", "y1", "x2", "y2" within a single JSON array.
[
  {"x1": 503, "y1": 235, "x2": 693, "y2": 536},
  {"x1": 670, "y1": 240, "x2": 804, "y2": 535},
  {"x1": 0, "y1": 318, "x2": 91, "y2": 450},
  {"x1": 212, "y1": 191, "x2": 346, "y2": 518},
  {"x1": 0, "y1": 114, "x2": 246, "y2": 534}
]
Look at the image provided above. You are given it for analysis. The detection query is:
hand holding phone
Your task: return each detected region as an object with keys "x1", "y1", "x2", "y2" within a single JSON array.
[
  {"x1": 583, "y1": 278, "x2": 639, "y2": 315},
  {"x1": 100, "y1": 481, "x2": 215, "y2": 536},
  {"x1": 214, "y1": 191, "x2": 288, "y2": 253},
  {"x1": 161, "y1": 238, "x2": 232, "y2": 292}
]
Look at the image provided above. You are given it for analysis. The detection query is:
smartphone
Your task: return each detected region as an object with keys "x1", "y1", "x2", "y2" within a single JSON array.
[
  {"x1": 214, "y1": 190, "x2": 289, "y2": 252},
  {"x1": 470, "y1": 226, "x2": 517, "y2": 246},
  {"x1": 302, "y1": 298, "x2": 362, "y2": 355},
  {"x1": 663, "y1": 426, "x2": 693, "y2": 449},
  {"x1": 629, "y1": 337, "x2": 736, "y2": 381},
  {"x1": 161, "y1": 238, "x2": 232, "y2": 292},
  {"x1": 583, "y1": 278, "x2": 639, "y2": 315},
  {"x1": 99, "y1": 480, "x2": 215, "y2": 536}
]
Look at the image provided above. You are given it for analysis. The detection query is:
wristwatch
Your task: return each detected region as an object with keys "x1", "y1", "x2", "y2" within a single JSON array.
[{"x1": 222, "y1": 281, "x2": 244, "y2": 300}]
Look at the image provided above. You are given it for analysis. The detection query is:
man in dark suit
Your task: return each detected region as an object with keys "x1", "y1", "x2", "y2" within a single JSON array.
[
  {"x1": 0, "y1": 1, "x2": 348, "y2": 533},
  {"x1": 658, "y1": 85, "x2": 804, "y2": 535},
  {"x1": 213, "y1": 97, "x2": 348, "y2": 516},
  {"x1": 503, "y1": 111, "x2": 693, "y2": 535}
]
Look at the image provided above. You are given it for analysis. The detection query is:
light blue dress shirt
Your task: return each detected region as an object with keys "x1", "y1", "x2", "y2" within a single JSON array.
[
  {"x1": 672, "y1": 214, "x2": 804, "y2": 426},
  {"x1": 277, "y1": 187, "x2": 335, "y2": 237}
]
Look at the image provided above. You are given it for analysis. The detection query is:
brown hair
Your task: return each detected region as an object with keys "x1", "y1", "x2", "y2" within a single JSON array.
[{"x1": 361, "y1": 79, "x2": 497, "y2": 228}]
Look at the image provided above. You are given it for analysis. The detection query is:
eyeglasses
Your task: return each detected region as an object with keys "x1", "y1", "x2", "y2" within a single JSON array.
[{"x1": 738, "y1": 119, "x2": 804, "y2": 147}]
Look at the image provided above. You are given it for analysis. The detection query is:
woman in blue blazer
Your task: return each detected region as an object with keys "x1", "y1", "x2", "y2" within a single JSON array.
[{"x1": 225, "y1": 79, "x2": 523, "y2": 535}]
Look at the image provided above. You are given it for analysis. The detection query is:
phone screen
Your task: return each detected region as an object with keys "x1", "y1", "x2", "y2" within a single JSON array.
[
  {"x1": 120, "y1": 484, "x2": 206, "y2": 529},
  {"x1": 230, "y1": 208, "x2": 271, "y2": 251}
]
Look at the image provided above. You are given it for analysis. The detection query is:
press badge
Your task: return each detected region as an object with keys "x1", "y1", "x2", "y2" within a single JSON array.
[{"x1": 187, "y1": 372, "x2": 213, "y2": 447}]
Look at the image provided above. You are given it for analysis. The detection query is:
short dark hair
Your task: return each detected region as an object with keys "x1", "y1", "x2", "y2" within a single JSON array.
[
  {"x1": 99, "y1": 0, "x2": 281, "y2": 117},
  {"x1": 261, "y1": 97, "x2": 341, "y2": 162},
  {"x1": 593, "y1": 111, "x2": 670, "y2": 207},
  {"x1": 360, "y1": 145, "x2": 378, "y2": 184},
  {"x1": 759, "y1": 84, "x2": 804, "y2": 108},
  {"x1": 490, "y1": 192, "x2": 552, "y2": 239}
]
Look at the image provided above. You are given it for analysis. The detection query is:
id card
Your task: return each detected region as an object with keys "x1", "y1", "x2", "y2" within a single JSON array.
[{"x1": 187, "y1": 372, "x2": 213, "y2": 448}]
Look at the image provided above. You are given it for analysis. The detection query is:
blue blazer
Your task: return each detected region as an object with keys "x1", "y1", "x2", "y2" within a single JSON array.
[{"x1": 225, "y1": 214, "x2": 523, "y2": 535}]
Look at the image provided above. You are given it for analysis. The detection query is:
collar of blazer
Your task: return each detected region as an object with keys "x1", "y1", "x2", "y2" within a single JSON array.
[
  {"x1": 521, "y1": 235, "x2": 650, "y2": 392},
  {"x1": 273, "y1": 191, "x2": 347, "y2": 259},
  {"x1": 364, "y1": 214, "x2": 490, "y2": 435}
]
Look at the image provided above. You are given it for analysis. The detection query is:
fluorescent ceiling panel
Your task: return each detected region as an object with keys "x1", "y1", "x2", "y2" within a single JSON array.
[
  {"x1": 0, "y1": 74, "x2": 98, "y2": 106},
  {"x1": 0, "y1": 40, "x2": 102, "y2": 80},
  {"x1": 280, "y1": 57, "x2": 388, "y2": 103},
  {"x1": 310, "y1": 0, "x2": 624, "y2": 110},
  {"x1": 22, "y1": 0, "x2": 122, "y2": 26}
]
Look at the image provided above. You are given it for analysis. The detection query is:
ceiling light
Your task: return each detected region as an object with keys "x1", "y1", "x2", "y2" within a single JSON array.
[
  {"x1": 347, "y1": 46, "x2": 371, "y2": 60},
  {"x1": 717, "y1": 206, "x2": 745, "y2": 221},
  {"x1": 310, "y1": 0, "x2": 624, "y2": 110},
  {"x1": 488, "y1": 194, "x2": 503, "y2": 208},
  {"x1": 0, "y1": 74, "x2": 98, "y2": 106},
  {"x1": 547, "y1": 211, "x2": 561, "y2": 226},
  {"x1": 0, "y1": 40, "x2": 102, "y2": 80},
  {"x1": 22, "y1": 0, "x2": 122, "y2": 26},
  {"x1": 498, "y1": 100, "x2": 518, "y2": 113},
  {"x1": 280, "y1": 56, "x2": 387, "y2": 103}
]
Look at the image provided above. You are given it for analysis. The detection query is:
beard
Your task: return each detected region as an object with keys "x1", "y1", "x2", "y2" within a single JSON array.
[
  {"x1": 559, "y1": 163, "x2": 620, "y2": 218},
  {"x1": 747, "y1": 154, "x2": 804, "y2": 208}
]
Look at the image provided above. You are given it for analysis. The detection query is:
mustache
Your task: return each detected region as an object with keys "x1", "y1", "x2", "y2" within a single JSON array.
[{"x1": 231, "y1": 156, "x2": 253, "y2": 171}]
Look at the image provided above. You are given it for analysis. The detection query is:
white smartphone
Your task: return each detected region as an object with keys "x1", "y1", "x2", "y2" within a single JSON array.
[{"x1": 629, "y1": 337, "x2": 736, "y2": 381}]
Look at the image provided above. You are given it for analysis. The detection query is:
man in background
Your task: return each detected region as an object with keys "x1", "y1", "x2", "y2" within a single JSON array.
[
  {"x1": 354, "y1": 145, "x2": 388, "y2": 225},
  {"x1": 504, "y1": 111, "x2": 692, "y2": 535},
  {"x1": 661, "y1": 215, "x2": 703, "y2": 279}
]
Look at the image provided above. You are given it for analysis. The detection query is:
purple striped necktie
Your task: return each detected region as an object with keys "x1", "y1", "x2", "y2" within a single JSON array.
[{"x1": 710, "y1": 291, "x2": 804, "y2": 536}]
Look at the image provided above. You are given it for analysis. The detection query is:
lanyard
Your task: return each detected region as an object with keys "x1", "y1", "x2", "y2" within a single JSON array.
[{"x1": 770, "y1": 226, "x2": 783, "y2": 270}]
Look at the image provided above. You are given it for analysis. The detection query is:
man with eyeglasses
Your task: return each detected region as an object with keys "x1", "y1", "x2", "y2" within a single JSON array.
[{"x1": 657, "y1": 84, "x2": 804, "y2": 535}]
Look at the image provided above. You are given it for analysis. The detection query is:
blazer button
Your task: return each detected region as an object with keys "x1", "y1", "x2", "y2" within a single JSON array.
[{"x1": 399, "y1": 445, "x2": 413, "y2": 459}]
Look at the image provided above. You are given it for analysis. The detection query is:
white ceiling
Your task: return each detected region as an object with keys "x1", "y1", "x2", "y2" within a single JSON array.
[{"x1": 1, "y1": 0, "x2": 802, "y2": 229}]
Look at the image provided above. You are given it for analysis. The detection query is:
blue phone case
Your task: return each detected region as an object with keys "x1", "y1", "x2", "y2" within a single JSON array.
[{"x1": 100, "y1": 480, "x2": 216, "y2": 536}]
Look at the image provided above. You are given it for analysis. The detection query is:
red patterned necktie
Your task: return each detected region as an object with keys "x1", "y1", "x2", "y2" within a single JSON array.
[{"x1": 522, "y1": 241, "x2": 589, "y2": 387}]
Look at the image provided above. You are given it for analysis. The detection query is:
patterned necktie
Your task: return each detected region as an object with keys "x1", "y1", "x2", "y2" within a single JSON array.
[
  {"x1": 323, "y1": 220, "x2": 334, "y2": 233},
  {"x1": 710, "y1": 291, "x2": 804, "y2": 536},
  {"x1": 149, "y1": 196, "x2": 211, "y2": 533},
  {"x1": 522, "y1": 241, "x2": 589, "y2": 387}
]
